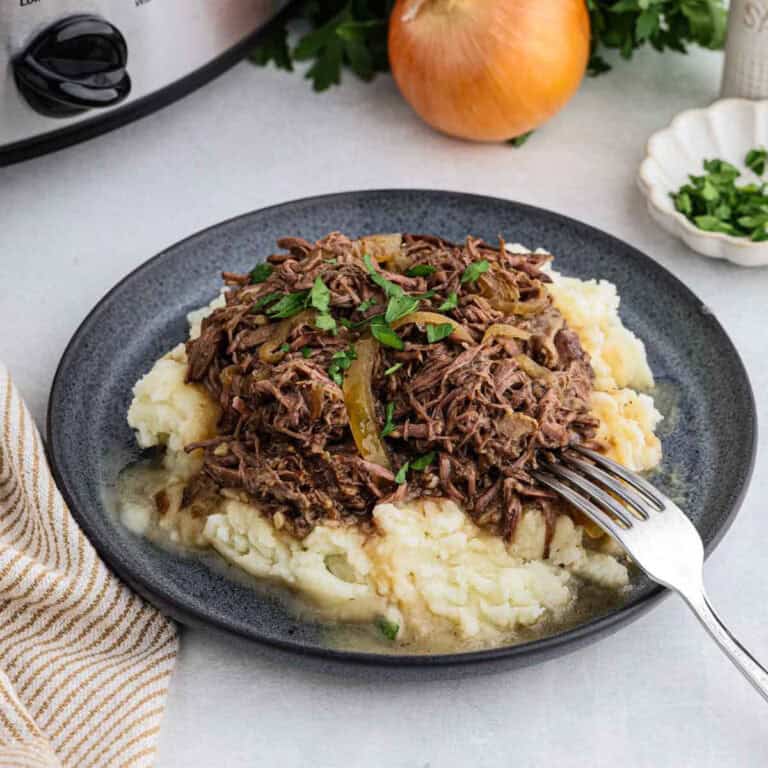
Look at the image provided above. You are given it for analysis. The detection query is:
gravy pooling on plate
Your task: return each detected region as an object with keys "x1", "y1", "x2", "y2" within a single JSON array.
[{"x1": 121, "y1": 233, "x2": 663, "y2": 651}]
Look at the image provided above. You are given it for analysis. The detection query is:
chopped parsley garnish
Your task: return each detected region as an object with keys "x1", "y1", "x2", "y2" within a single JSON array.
[
  {"x1": 415, "y1": 290, "x2": 436, "y2": 300},
  {"x1": 301, "y1": 347, "x2": 312, "y2": 358},
  {"x1": 671, "y1": 148, "x2": 768, "y2": 240},
  {"x1": 251, "y1": 291, "x2": 282, "y2": 312},
  {"x1": 309, "y1": 276, "x2": 337, "y2": 333},
  {"x1": 309, "y1": 276, "x2": 331, "y2": 313},
  {"x1": 384, "y1": 362, "x2": 403, "y2": 376},
  {"x1": 363, "y1": 253, "x2": 401, "y2": 298},
  {"x1": 384, "y1": 294, "x2": 420, "y2": 324},
  {"x1": 426, "y1": 322, "x2": 454, "y2": 343},
  {"x1": 460, "y1": 259, "x2": 490, "y2": 284},
  {"x1": 249, "y1": 263, "x2": 273, "y2": 284},
  {"x1": 328, "y1": 346, "x2": 356, "y2": 386},
  {"x1": 394, "y1": 462, "x2": 409, "y2": 484},
  {"x1": 746, "y1": 148, "x2": 767, "y2": 176},
  {"x1": 380, "y1": 402, "x2": 396, "y2": 438},
  {"x1": 370, "y1": 316, "x2": 404, "y2": 350},
  {"x1": 356, "y1": 297, "x2": 377, "y2": 313},
  {"x1": 405, "y1": 264, "x2": 437, "y2": 277},
  {"x1": 410, "y1": 451, "x2": 435, "y2": 471},
  {"x1": 375, "y1": 616, "x2": 399, "y2": 641},
  {"x1": 324, "y1": 257, "x2": 338, "y2": 265},
  {"x1": 315, "y1": 312, "x2": 338, "y2": 333},
  {"x1": 438, "y1": 292, "x2": 458, "y2": 311},
  {"x1": 278, "y1": 343, "x2": 291, "y2": 353},
  {"x1": 267, "y1": 290, "x2": 310, "y2": 318}
]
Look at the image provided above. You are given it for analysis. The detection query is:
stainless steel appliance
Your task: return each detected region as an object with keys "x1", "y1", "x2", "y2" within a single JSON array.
[{"x1": 1, "y1": 0, "x2": 289, "y2": 165}]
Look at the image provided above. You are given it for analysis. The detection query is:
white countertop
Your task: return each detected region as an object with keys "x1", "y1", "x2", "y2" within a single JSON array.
[{"x1": 1, "y1": 46, "x2": 767, "y2": 768}]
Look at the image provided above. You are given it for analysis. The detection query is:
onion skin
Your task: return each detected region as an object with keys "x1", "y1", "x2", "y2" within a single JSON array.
[{"x1": 389, "y1": 0, "x2": 590, "y2": 142}]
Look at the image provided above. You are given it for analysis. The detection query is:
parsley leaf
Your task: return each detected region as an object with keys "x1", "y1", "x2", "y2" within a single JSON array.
[
  {"x1": 375, "y1": 616, "x2": 399, "y2": 641},
  {"x1": 249, "y1": 263, "x2": 273, "y2": 284},
  {"x1": 310, "y1": 276, "x2": 331, "y2": 313},
  {"x1": 670, "y1": 147, "x2": 768, "y2": 240},
  {"x1": 746, "y1": 148, "x2": 768, "y2": 176},
  {"x1": 426, "y1": 323, "x2": 454, "y2": 343},
  {"x1": 301, "y1": 347, "x2": 313, "y2": 358},
  {"x1": 384, "y1": 294, "x2": 420, "y2": 324},
  {"x1": 384, "y1": 362, "x2": 403, "y2": 376},
  {"x1": 405, "y1": 264, "x2": 437, "y2": 277},
  {"x1": 508, "y1": 131, "x2": 533, "y2": 148},
  {"x1": 328, "y1": 346, "x2": 356, "y2": 386},
  {"x1": 460, "y1": 259, "x2": 490, "y2": 284},
  {"x1": 394, "y1": 462, "x2": 409, "y2": 484},
  {"x1": 267, "y1": 290, "x2": 310, "y2": 318},
  {"x1": 315, "y1": 313, "x2": 338, "y2": 333},
  {"x1": 356, "y1": 297, "x2": 377, "y2": 313},
  {"x1": 279, "y1": 343, "x2": 291, "y2": 353},
  {"x1": 251, "y1": 292, "x2": 282, "y2": 312},
  {"x1": 380, "y1": 402, "x2": 396, "y2": 437},
  {"x1": 370, "y1": 316, "x2": 404, "y2": 350},
  {"x1": 410, "y1": 451, "x2": 435, "y2": 471},
  {"x1": 438, "y1": 292, "x2": 458, "y2": 311},
  {"x1": 364, "y1": 253, "x2": 402, "y2": 298}
]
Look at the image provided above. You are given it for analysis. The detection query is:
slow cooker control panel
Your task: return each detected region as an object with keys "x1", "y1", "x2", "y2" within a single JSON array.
[{"x1": 13, "y1": 15, "x2": 131, "y2": 118}]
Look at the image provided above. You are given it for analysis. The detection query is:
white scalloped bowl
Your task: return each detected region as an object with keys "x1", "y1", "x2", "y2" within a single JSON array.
[{"x1": 638, "y1": 99, "x2": 768, "y2": 267}]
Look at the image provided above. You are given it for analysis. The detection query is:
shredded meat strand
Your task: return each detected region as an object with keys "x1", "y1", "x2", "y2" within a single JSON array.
[{"x1": 184, "y1": 233, "x2": 600, "y2": 543}]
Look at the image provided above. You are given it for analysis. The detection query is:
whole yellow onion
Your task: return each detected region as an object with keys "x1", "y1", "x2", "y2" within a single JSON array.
[{"x1": 388, "y1": 0, "x2": 591, "y2": 142}]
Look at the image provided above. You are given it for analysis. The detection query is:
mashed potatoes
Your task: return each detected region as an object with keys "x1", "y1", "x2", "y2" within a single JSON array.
[{"x1": 123, "y1": 258, "x2": 662, "y2": 649}]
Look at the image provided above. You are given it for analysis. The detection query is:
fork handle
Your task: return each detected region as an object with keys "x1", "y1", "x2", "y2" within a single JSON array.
[{"x1": 682, "y1": 589, "x2": 768, "y2": 702}]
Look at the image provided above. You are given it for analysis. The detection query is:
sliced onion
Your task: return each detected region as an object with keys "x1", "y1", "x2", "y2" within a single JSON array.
[
  {"x1": 515, "y1": 353, "x2": 552, "y2": 380},
  {"x1": 259, "y1": 310, "x2": 314, "y2": 363},
  {"x1": 391, "y1": 311, "x2": 474, "y2": 343},
  {"x1": 355, "y1": 234, "x2": 408, "y2": 270},
  {"x1": 481, "y1": 324, "x2": 532, "y2": 345},
  {"x1": 342, "y1": 337, "x2": 391, "y2": 470}
]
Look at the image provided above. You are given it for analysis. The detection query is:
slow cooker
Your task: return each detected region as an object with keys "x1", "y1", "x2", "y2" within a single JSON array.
[{"x1": 0, "y1": 0, "x2": 290, "y2": 166}]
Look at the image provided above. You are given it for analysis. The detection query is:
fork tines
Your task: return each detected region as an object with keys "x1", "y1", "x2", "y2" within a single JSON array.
[{"x1": 532, "y1": 445, "x2": 666, "y2": 534}]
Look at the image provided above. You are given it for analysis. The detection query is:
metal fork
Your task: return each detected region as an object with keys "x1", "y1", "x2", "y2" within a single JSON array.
[{"x1": 532, "y1": 446, "x2": 768, "y2": 702}]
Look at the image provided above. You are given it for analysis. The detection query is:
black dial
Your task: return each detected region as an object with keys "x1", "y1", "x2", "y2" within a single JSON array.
[{"x1": 13, "y1": 15, "x2": 131, "y2": 118}]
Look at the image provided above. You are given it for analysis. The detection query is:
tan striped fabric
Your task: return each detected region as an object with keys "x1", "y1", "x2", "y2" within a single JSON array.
[{"x1": 0, "y1": 365, "x2": 178, "y2": 768}]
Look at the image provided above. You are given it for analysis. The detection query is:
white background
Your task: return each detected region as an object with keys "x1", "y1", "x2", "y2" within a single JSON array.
[{"x1": 1, "y1": 45, "x2": 766, "y2": 768}]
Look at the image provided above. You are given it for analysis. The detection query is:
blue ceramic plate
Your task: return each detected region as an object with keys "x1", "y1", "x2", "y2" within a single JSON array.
[{"x1": 47, "y1": 190, "x2": 757, "y2": 668}]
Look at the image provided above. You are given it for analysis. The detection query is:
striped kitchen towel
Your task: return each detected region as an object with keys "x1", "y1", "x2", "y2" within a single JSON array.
[{"x1": 0, "y1": 365, "x2": 178, "y2": 768}]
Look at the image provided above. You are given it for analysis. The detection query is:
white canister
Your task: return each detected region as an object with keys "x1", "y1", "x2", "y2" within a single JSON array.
[{"x1": 722, "y1": 0, "x2": 768, "y2": 98}]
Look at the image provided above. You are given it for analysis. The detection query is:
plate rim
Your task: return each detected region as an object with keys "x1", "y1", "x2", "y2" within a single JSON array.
[{"x1": 46, "y1": 188, "x2": 759, "y2": 667}]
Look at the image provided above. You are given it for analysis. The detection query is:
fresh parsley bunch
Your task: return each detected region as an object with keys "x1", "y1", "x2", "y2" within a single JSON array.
[{"x1": 252, "y1": 0, "x2": 728, "y2": 91}]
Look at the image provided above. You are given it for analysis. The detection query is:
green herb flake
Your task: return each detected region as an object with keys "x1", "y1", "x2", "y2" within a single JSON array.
[
  {"x1": 324, "y1": 257, "x2": 338, "y2": 265},
  {"x1": 301, "y1": 347, "x2": 313, "y2": 358},
  {"x1": 384, "y1": 362, "x2": 403, "y2": 376},
  {"x1": 380, "y1": 402, "x2": 396, "y2": 438},
  {"x1": 315, "y1": 312, "x2": 338, "y2": 334},
  {"x1": 670, "y1": 148, "x2": 768, "y2": 240},
  {"x1": 375, "y1": 616, "x2": 399, "y2": 641},
  {"x1": 267, "y1": 290, "x2": 310, "y2": 319},
  {"x1": 356, "y1": 297, "x2": 377, "y2": 313},
  {"x1": 279, "y1": 343, "x2": 291, "y2": 353},
  {"x1": 249, "y1": 263, "x2": 273, "y2": 284},
  {"x1": 310, "y1": 276, "x2": 331, "y2": 314},
  {"x1": 508, "y1": 131, "x2": 533, "y2": 148},
  {"x1": 746, "y1": 148, "x2": 768, "y2": 176},
  {"x1": 426, "y1": 322, "x2": 454, "y2": 344},
  {"x1": 405, "y1": 264, "x2": 437, "y2": 277},
  {"x1": 328, "y1": 346, "x2": 356, "y2": 386},
  {"x1": 251, "y1": 292, "x2": 282, "y2": 312},
  {"x1": 460, "y1": 259, "x2": 490, "y2": 284},
  {"x1": 410, "y1": 451, "x2": 435, "y2": 471},
  {"x1": 415, "y1": 290, "x2": 436, "y2": 300},
  {"x1": 370, "y1": 317, "x2": 404, "y2": 350},
  {"x1": 384, "y1": 293, "x2": 420, "y2": 325},
  {"x1": 438, "y1": 292, "x2": 458, "y2": 311},
  {"x1": 364, "y1": 254, "x2": 403, "y2": 298},
  {"x1": 394, "y1": 462, "x2": 409, "y2": 484}
]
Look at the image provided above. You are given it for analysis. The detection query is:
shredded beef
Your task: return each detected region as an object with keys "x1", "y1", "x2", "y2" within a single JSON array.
[{"x1": 184, "y1": 232, "x2": 600, "y2": 542}]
